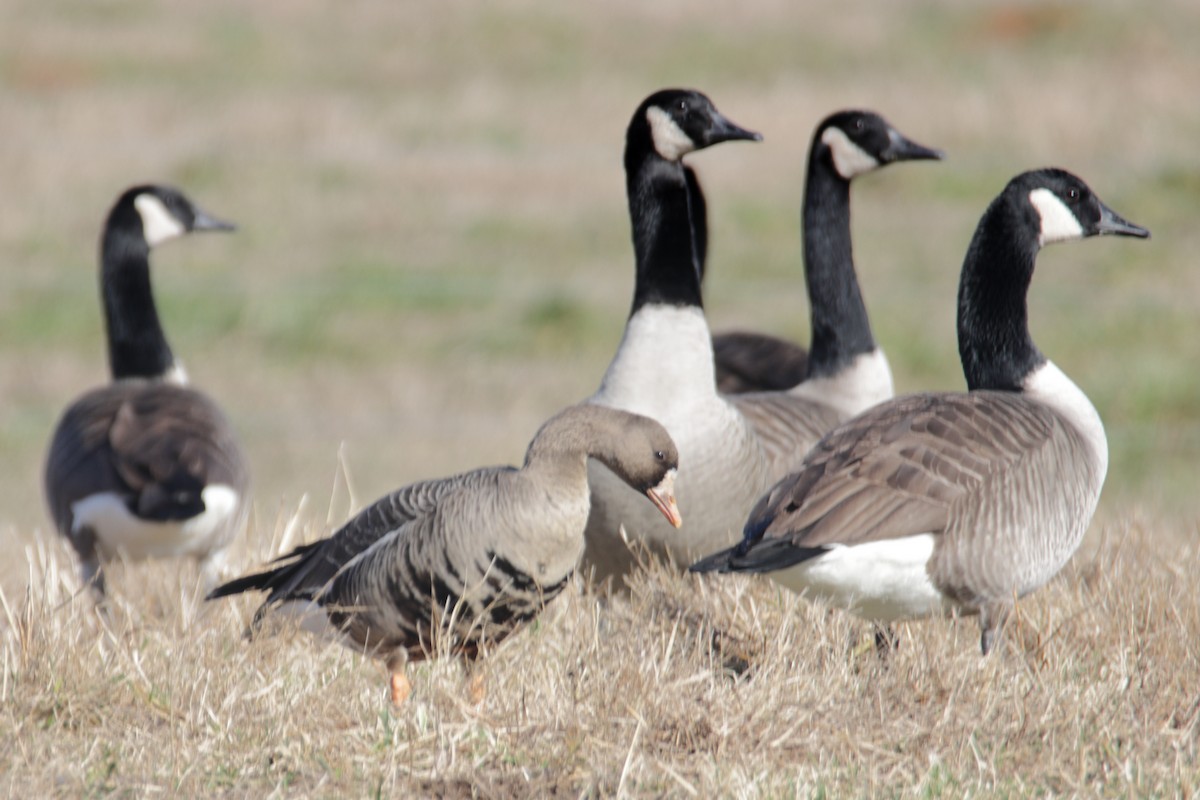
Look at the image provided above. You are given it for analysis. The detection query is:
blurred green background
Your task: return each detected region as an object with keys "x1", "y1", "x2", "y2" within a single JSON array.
[{"x1": 2, "y1": 0, "x2": 1198, "y2": 556}]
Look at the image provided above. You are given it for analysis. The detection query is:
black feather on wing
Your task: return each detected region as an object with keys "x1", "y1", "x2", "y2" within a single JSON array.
[{"x1": 712, "y1": 332, "x2": 810, "y2": 394}]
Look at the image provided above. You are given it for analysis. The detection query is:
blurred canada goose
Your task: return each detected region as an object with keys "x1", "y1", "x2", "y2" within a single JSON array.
[
  {"x1": 43, "y1": 185, "x2": 249, "y2": 597},
  {"x1": 711, "y1": 110, "x2": 943, "y2": 395},
  {"x1": 691, "y1": 168, "x2": 1150, "y2": 655},
  {"x1": 584, "y1": 89, "x2": 871, "y2": 582},
  {"x1": 208, "y1": 404, "x2": 680, "y2": 706}
]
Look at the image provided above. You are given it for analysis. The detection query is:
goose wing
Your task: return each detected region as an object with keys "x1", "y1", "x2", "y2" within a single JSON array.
[
  {"x1": 45, "y1": 382, "x2": 246, "y2": 530},
  {"x1": 713, "y1": 332, "x2": 810, "y2": 394},
  {"x1": 320, "y1": 470, "x2": 567, "y2": 661},
  {"x1": 704, "y1": 392, "x2": 1061, "y2": 573},
  {"x1": 209, "y1": 466, "x2": 512, "y2": 608},
  {"x1": 728, "y1": 390, "x2": 843, "y2": 480}
]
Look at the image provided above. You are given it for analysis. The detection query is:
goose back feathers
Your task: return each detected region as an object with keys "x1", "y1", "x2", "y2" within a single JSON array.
[
  {"x1": 43, "y1": 185, "x2": 247, "y2": 595},
  {"x1": 692, "y1": 168, "x2": 1149, "y2": 654}
]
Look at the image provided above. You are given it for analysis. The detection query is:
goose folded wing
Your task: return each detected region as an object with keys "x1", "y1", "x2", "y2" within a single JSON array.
[
  {"x1": 45, "y1": 393, "x2": 123, "y2": 531},
  {"x1": 713, "y1": 332, "x2": 810, "y2": 394},
  {"x1": 231, "y1": 466, "x2": 513, "y2": 606},
  {"x1": 106, "y1": 388, "x2": 243, "y2": 521},
  {"x1": 729, "y1": 391, "x2": 843, "y2": 478},
  {"x1": 733, "y1": 392, "x2": 1059, "y2": 569}
]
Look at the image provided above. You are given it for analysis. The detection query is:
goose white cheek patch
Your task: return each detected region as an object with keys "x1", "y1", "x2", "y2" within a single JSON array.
[
  {"x1": 646, "y1": 106, "x2": 696, "y2": 162},
  {"x1": 134, "y1": 193, "x2": 186, "y2": 246},
  {"x1": 1029, "y1": 188, "x2": 1084, "y2": 245},
  {"x1": 822, "y1": 127, "x2": 879, "y2": 179}
]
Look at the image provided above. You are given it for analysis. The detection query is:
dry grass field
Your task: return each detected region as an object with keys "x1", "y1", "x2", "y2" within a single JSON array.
[{"x1": 2, "y1": 0, "x2": 1199, "y2": 795}]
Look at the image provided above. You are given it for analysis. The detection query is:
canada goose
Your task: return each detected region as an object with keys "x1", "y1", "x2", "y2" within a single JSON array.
[
  {"x1": 43, "y1": 185, "x2": 249, "y2": 597},
  {"x1": 691, "y1": 168, "x2": 1149, "y2": 655},
  {"x1": 711, "y1": 110, "x2": 943, "y2": 395},
  {"x1": 208, "y1": 404, "x2": 680, "y2": 706},
  {"x1": 584, "y1": 90, "x2": 872, "y2": 583}
]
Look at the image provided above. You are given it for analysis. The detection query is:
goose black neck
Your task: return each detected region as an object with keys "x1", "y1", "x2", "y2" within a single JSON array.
[
  {"x1": 802, "y1": 152, "x2": 876, "y2": 379},
  {"x1": 956, "y1": 196, "x2": 1045, "y2": 392},
  {"x1": 101, "y1": 228, "x2": 176, "y2": 380},
  {"x1": 684, "y1": 166, "x2": 709, "y2": 283},
  {"x1": 625, "y1": 148, "x2": 704, "y2": 314}
]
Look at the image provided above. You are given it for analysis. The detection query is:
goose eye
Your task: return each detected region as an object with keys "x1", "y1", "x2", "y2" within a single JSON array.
[
  {"x1": 1067, "y1": 187, "x2": 1079, "y2": 201},
  {"x1": 655, "y1": 450, "x2": 666, "y2": 461},
  {"x1": 677, "y1": 100, "x2": 688, "y2": 113},
  {"x1": 853, "y1": 118, "x2": 864, "y2": 131}
]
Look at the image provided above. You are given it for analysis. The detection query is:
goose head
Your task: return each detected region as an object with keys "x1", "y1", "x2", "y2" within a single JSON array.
[
  {"x1": 108, "y1": 184, "x2": 236, "y2": 249},
  {"x1": 956, "y1": 168, "x2": 1149, "y2": 393},
  {"x1": 629, "y1": 89, "x2": 762, "y2": 164},
  {"x1": 1017, "y1": 168, "x2": 1150, "y2": 247},
  {"x1": 816, "y1": 110, "x2": 943, "y2": 180},
  {"x1": 597, "y1": 414, "x2": 683, "y2": 529}
]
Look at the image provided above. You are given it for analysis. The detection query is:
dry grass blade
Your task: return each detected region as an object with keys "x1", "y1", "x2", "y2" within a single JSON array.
[{"x1": 1, "y1": 514, "x2": 1199, "y2": 795}]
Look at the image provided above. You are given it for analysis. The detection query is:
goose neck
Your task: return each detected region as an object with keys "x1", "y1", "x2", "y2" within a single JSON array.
[
  {"x1": 101, "y1": 230, "x2": 177, "y2": 381},
  {"x1": 956, "y1": 201, "x2": 1044, "y2": 392},
  {"x1": 626, "y1": 151, "x2": 704, "y2": 314},
  {"x1": 523, "y1": 408, "x2": 596, "y2": 483},
  {"x1": 802, "y1": 156, "x2": 876, "y2": 378}
]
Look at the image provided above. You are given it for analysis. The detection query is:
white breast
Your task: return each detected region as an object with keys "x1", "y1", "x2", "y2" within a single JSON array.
[
  {"x1": 1022, "y1": 360, "x2": 1108, "y2": 481},
  {"x1": 788, "y1": 348, "x2": 894, "y2": 418},
  {"x1": 592, "y1": 305, "x2": 718, "y2": 415},
  {"x1": 589, "y1": 305, "x2": 771, "y2": 560}
]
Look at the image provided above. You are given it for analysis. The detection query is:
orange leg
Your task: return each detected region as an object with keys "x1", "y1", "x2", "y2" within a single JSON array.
[
  {"x1": 467, "y1": 670, "x2": 486, "y2": 705},
  {"x1": 389, "y1": 661, "x2": 412, "y2": 707}
]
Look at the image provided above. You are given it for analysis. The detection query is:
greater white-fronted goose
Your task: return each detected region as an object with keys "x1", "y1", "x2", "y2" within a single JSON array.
[
  {"x1": 43, "y1": 185, "x2": 250, "y2": 597},
  {"x1": 711, "y1": 110, "x2": 942, "y2": 395},
  {"x1": 691, "y1": 168, "x2": 1149, "y2": 655},
  {"x1": 208, "y1": 404, "x2": 680, "y2": 706}
]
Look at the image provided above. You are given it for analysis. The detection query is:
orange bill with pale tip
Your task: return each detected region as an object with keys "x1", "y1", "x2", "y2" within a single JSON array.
[{"x1": 646, "y1": 469, "x2": 682, "y2": 528}]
